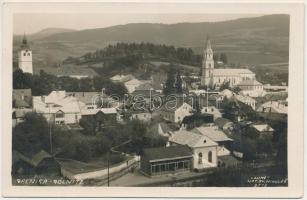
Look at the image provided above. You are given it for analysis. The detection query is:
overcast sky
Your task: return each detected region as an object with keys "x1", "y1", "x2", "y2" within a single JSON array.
[{"x1": 14, "y1": 13, "x2": 263, "y2": 35}]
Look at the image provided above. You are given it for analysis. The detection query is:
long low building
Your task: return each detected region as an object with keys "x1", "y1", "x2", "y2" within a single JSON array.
[{"x1": 140, "y1": 145, "x2": 193, "y2": 176}]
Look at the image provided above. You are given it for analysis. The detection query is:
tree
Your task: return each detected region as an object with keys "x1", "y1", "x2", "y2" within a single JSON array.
[
  {"x1": 175, "y1": 72, "x2": 183, "y2": 94},
  {"x1": 129, "y1": 119, "x2": 147, "y2": 155},
  {"x1": 13, "y1": 69, "x2": 32, "y2": 89},
  {"x1": 79, "y1": 117, "x2": 97, "y2": 135},
  {"x1": 74, "y1": 140, "x2": 92, "y2": 161},
  {"x1": 163, "y1": 67, "x2": 176, "y2": 95},
  {"x1": 232, "y1": 86, "x2": 241, "y2": 94},
  {"x1": 220, "y1": 53, "x2": 228, "y2": 64},
  {"x1": 219, "y1": 81, "x2": 230, "y2": 91},
  {"x1": 13, "y1": 112, "x2": 50, "y2": 154}
]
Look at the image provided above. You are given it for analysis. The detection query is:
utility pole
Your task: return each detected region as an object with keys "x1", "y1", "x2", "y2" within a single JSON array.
[
  {"x1": 48, "y1": 104, "x2": 53, "y2": 155},
  {"x1": 107, "y1": 150, "x2": 110, "y2": 187}
]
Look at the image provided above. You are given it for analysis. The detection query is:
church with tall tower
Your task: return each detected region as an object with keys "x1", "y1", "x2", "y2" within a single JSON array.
[
  {"x1": 201, "y1": 38, "x2": 214, "y2": 87},
  {"x1": 18, "y1": 34, "x2": 33, "y2": 74},
  {"x1": 200, "y1": 37, "x2": 263, "y2": 96}
]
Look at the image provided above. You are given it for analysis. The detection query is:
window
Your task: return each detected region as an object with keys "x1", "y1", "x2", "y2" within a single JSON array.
[
  {"x1": 23, "y1": 53, "x2": 26, "y2": 56},
  {"x1": 198, "y1": 152, "x2": 203, "y2": 164},
  {"x1": 208, "y1": 151, "x2": 213, "y2": 163},
  {"x1": 55, "y1": 112, "x2": 64, "y2": 118},
  {"x1": 27, "y1": 53, "x2": 31, "y2": 56}
]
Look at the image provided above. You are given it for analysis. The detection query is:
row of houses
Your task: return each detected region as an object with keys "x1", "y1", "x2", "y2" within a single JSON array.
[{"x1": 13, "y1": 86, "x2": 287, "y2": 128}]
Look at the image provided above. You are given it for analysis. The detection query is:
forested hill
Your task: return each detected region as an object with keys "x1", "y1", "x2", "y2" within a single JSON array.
[
  {"x1": 13, "y1": 14, "x2": 290, "y2": 69},
  {"x1": 63, "y1": 43, "x2": 202, "y2": 66}
]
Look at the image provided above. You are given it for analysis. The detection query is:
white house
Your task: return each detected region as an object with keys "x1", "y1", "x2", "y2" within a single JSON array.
[
  {"x1": 219, "y1": 89, "x2": 234, "y2": 99},
  {"x1": 111, "y1": 74, "x2": 135, "y2": 83},
  {"x1": 130, "y1": 110, "x2": 153, "y2": 122},
  {"x1": 201, "y1": 106, "x2": 222, "y2": 120},
  {"x1": 33, "y1": 91, "x2": 84, "y2": 124},
  {"x1": 169, "y1": 130, "x2": 218, "y2": 169},
  {"x1": 238, "y1": 79, "x2": 265, "y2": 97},
  {"x1": 235, "y1": 94, "x2": 256, "y2": 110},
  {"x1": 192, "y1": 126, "x2": 233, "y2": 156},
  {"x1": 160, "y1": 102, "x2": 193, "y2": 123},
  {"x1": 257, "y1": 101, "x2": 287, "y2": 114},
  {"x1": 124, "y1": 78, "x2": 150, "y2": 93}
]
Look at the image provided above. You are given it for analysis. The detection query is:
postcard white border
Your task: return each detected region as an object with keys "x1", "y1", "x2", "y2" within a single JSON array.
[{"x1": 1, "y1": 1, "x2": 304, "y2": 198}]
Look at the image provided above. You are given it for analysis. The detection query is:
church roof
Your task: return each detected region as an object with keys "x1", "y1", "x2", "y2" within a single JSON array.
[
  {"x1": 213, "y1": 69, "x2": 254, "y2": 77},
  {"x1": 169, "y1": 130, "x2": 218, "y2": 148},
  {"x1": 20, "y1": 34, "x2": 30, "y2": 49},
  {"x1": 192, "y1": 126, "x2": 233, "y2": 142}
]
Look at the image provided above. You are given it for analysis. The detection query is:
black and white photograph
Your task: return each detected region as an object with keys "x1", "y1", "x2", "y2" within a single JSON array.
[{"x1": 1, "y1": 1, "x2": 304, "y2": 198}]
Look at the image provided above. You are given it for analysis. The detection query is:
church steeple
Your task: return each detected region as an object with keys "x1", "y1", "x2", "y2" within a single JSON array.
[
  {"x1": 201, "y1": 36, "x2": 214, "y2": 87},
  {"x1": 21, "y1": 33, "x2": 29, "y2": 49},
  {"x1": 18, "y1": 32, "x2": 33, "y2": 74},
  {"x1": 206, "y1": 36, "x2": 211, "y2": 50}
]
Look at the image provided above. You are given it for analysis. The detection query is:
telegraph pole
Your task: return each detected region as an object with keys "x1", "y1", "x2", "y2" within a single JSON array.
[
  {"x1": 48, "y1": 104, "x2": 53, "y2": 155},
  {"x1": 107, "y1": 150, "x2": 110, "y2": 187}
]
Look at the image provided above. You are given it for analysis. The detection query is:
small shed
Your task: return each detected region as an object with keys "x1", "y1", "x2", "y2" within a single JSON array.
[
  {"x1": 12, "y1": 150, "x2": 61, "y2": 175},
  {"x1": 141, "y1": 145, "x2": 193, "y2": 176}
]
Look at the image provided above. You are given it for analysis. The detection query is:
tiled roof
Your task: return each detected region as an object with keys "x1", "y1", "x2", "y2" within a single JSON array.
[
  {"x1": 111, "y1": 74, "x2": 135, "y2": 82},
  {"x1": 143, "y1": 145, "x2": 192, "y2": 161},
  {"x1": 101, "y1": 108, "x2": 117, "y2": 114},
  {"x1": 13, "y1": 89, "x2": 32, "y2": 107},
  {"x1": 14, "y1": 99, "x2": 30, "y2": 108},
  {"x1": 214, "y1": 117, "x2": 233, "y2": 128},
  {"x1": 66, "y1": 92, "x2": 106, "y2": 105},
  {"x1": 169, "y1": 130, "x2": 218, "y2": 148},
  {"x1": 13, "y1": 108, "x2": 32, "y2": 118},
  {"x1": 12, "y1": 150, "x2": 52, "y2": 167},
  {"x1": 252, "y1": 124, "x2": 274, "y2": 132},
  {"x1": 213, "y1": 68, "x2": 254, "y2": 76},
  {"x1": 192, "y1": 126, "x2": 233, "y2": 142}
]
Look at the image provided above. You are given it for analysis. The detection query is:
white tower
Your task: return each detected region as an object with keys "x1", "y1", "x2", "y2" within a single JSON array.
[
  {"x1": 201, "y1": 37, "x2": 214, "y2": 87},
  {"x1": 18, "y1": 34, "x2": 33, "y2": 74}
]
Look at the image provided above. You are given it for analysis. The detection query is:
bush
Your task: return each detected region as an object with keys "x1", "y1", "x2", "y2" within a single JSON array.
[{"x1": 108, "y1": 153, "x2": 125, "y2": 165}]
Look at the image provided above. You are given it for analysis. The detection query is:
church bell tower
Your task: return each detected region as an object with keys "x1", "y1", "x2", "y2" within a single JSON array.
[
  {"x1": 201, "y1": 37, "x2": 214, "y2": 87},
  {"x1": 18, "y1": 33, "x2": 33, "y2": 74}
]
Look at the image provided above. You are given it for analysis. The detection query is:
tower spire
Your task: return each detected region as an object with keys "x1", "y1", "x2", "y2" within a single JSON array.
[
  {"x1": 206, "y1": 35, "x2": 211, "y2": 50},
  {"x1": 21, "y1": 32, "x2": 29, "y2": 49}
]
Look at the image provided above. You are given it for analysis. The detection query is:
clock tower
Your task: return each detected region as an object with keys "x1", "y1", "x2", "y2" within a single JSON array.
[
  {"x1": 18, "y1": 34, "x2": 33, "y2": 74},
  {"x1": 201, "y1": 37, "x2": 214, "y2": 87}
]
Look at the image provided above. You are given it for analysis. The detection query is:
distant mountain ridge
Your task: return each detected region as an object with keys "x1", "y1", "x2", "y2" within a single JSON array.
[{"x1": 13, "y1": 14, "x2": 289, "y2": 70}]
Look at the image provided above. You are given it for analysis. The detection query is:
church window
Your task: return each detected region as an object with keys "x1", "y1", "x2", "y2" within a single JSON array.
[
  {"x1": 27, "y1": 53, "x2": 31, "y2": 56},
  {"x1": 208, "y1": 151, "x2": 213, "y2": 163},
  {"x1": 23, "y1": 53, "x2": 26, "y2": 56},
  {"x1": 198, "y1": 152, "x2": 203, "y2": 164}
]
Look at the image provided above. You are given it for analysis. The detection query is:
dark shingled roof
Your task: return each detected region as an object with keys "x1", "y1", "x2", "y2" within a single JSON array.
[{"x1": 143, "y1": 145, "x2": 192, "y2": 161}]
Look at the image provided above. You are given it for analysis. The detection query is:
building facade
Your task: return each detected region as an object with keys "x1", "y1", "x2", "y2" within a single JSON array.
[
  {"x1": 168, "y1": 130, "x2": 218, "y2": 169},
  {"x1": 18, "y1": 34, "x2": 33, "y2": 74},
  {"x1": 140, "y1": 145, "x2": 193, "y2": 176},
  {"x1": 200, "y1": 39, "x2": 263, "y2": 91}
]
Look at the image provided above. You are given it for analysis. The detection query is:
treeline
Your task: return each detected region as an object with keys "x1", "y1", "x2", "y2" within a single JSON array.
[
  {"x1": 13, "y1": 69, "x2": 128, "y2": 97},
  {"x1": 13, "y1": 112, "x2": 167, "y2": 162},
  {"x1": 63, "y1": 42, "x2": 203, "y2": 66}
]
